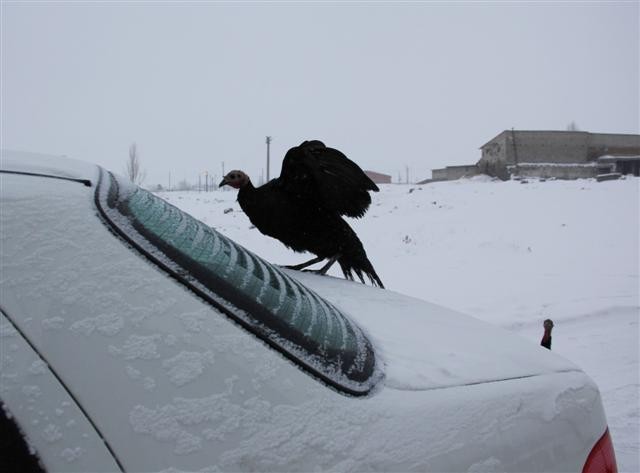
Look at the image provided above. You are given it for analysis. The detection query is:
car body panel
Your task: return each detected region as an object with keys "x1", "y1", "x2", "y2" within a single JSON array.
[
  {"x1": 0, "y1": 311, "x2": 122, "y2": 471},
  {"x1": 0, "y1": 151, "x2": 609, "y2": 471},
  {"x1": 0, "y1": 174, "x2": 322, "y2": 470},
  {"x1": 286, "y1": 270, "x2": 580, "y2": 391},
  {"x1": 1, "y1": 149, "x2": 98, "y2": 182}
]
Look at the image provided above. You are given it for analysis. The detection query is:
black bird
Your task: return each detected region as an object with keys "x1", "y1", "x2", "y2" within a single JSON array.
[
  {"x1": 219, "y1": 140, "x2": 384, "y2": 288},
  {"x1": 540, "y1": 319, "x2": 554, "y2": 350}
]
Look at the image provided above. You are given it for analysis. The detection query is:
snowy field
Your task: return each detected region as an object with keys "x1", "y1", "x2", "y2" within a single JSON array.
[{"x1": 158, "y1": 176, "x2": 639, "y2": 472}]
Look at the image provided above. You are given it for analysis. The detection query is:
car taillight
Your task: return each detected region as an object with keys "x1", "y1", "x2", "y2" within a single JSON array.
[{"x1": 582, "y1": 428, "x2": 618, "y2": 473}]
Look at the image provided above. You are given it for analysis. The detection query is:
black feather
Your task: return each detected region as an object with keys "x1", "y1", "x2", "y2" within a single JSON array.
[
  {"x1": 280, "y1": 141, "x2": 379, "y2": 218},
  {"x1": 234, "y1": 140, "x2": 383, "y2": 287}
]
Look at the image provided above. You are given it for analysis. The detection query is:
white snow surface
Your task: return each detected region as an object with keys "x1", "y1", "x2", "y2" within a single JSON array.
[{"x1": 158, "y1": 177, "x2": 639, "y2": 472}]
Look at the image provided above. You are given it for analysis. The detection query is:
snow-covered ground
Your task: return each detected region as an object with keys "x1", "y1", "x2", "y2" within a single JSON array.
[{"x1": 158, "y1": 176, "x2": 639, "y2": 472}]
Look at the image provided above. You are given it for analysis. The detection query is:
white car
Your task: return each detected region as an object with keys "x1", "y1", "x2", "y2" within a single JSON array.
[{"x1": 0, "y1": 151, "x2": 617, "y2": 472}]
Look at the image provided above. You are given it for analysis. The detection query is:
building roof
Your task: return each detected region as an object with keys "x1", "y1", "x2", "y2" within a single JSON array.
[
  {"x1": 479, "y1": 130, "x2": 588, "y2": 149},
  {"x1": 598, "y1": 155, "x2": 640, "y2": 162},
  {"x1": 364, "y1": 170, "x2": 391, "y2": 178},
  {"x1": 479, "y1": 130, "x2": 639, "y2": 150}
]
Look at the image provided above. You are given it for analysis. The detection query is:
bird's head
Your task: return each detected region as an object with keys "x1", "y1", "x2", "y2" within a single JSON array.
[
  {"x1": 219, "y1": 170, "x2": 250, "y2": 189},
  {"x1": 543, "y1": 319, "x2": 554, "y2": 330}
]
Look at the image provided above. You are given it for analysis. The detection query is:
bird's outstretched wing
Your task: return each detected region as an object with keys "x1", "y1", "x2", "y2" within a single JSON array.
[{"x1": 279, "y1": 140, "x2": 379, "y2": 218}]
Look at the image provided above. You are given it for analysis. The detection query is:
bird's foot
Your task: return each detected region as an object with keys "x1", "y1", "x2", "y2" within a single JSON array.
[
  {"x1": 302, "y1": 255, "x2": 340, "y2": 276},
  {"x1": 281, "y1": 256, "x2": 325, "y2": 271},
  {"x1": 282, "y1": 264, "x2": 308, "y2": 271}
]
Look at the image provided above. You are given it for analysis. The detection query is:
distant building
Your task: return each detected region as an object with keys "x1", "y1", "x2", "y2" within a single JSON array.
[
  {"x1": 420, "y1": 164, "x2": 480, "y2": 184},
  {"x1": 479, "y1": 130, "x2": 640, "y2": 180},
  {"x1": 425, "y1": 130, "x2": 640, "y2": 182},
  {"x1": 597, "y1": 155, "x2": 640, "y2": 177},
  {"x1": 365, "y1": 170, "x2": 392, "y2": 184}
]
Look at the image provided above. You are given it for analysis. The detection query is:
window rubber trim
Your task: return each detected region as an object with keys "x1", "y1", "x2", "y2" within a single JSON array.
[
  {"x1": 0, "y1": 169, "x2": 92, "y2": 187},
  {"x1": 93, "y1": 168, "x2": 379, "y2": 397}
]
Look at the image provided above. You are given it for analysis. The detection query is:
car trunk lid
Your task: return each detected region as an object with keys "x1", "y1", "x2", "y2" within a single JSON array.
[{"x1": 288, "y1": 271, "x2": 579, "y2": 391}]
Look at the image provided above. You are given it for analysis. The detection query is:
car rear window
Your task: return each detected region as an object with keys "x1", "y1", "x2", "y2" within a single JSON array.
[{"x1": 95, "y1": 169, "x2": 381, "y2": 395}]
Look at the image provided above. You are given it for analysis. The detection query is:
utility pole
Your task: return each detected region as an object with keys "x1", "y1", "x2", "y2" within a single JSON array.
[
  {"x1": 169, "y1": 171, "x2": 171, "y2": 191},
  {"x1": 266, "y1": 136, "x2": 272, "y2": 181},
  {"x1": 511, "y1": 127, "x2": 519, "y2": 176}
]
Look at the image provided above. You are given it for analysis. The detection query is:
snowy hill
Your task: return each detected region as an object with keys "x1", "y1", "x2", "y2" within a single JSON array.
[{"x1": 158, "y1": 176, "x2": 639, "y2": 472}]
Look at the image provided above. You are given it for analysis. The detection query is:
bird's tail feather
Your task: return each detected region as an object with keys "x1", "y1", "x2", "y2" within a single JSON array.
[{"x1": 338, "y1": 255, "x2": 384, "y2": 289}]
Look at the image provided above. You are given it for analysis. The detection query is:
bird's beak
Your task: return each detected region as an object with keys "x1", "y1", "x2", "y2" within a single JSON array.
[{"x1": 219, "y1": 178, "x2": 228, "y2": 187}]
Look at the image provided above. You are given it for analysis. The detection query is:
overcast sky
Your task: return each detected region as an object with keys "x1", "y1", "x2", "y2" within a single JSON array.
[{"x1": 2, "y1": 1, "x2": 638, "y2": 186}]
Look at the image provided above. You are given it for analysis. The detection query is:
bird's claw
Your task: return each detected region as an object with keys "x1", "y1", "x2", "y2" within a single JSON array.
[{"x1": 282, "y1": 264, "x2": 304, "y2": 270}]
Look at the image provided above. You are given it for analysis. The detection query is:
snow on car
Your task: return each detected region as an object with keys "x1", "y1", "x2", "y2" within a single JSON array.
[{"x1": 0, "y1": 151, "x2": 617, "y2": 472}]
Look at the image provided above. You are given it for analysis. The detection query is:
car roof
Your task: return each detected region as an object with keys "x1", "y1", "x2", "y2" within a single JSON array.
[{"x1": 1, "y1": 149, "x2": 99, "y2": 183}]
